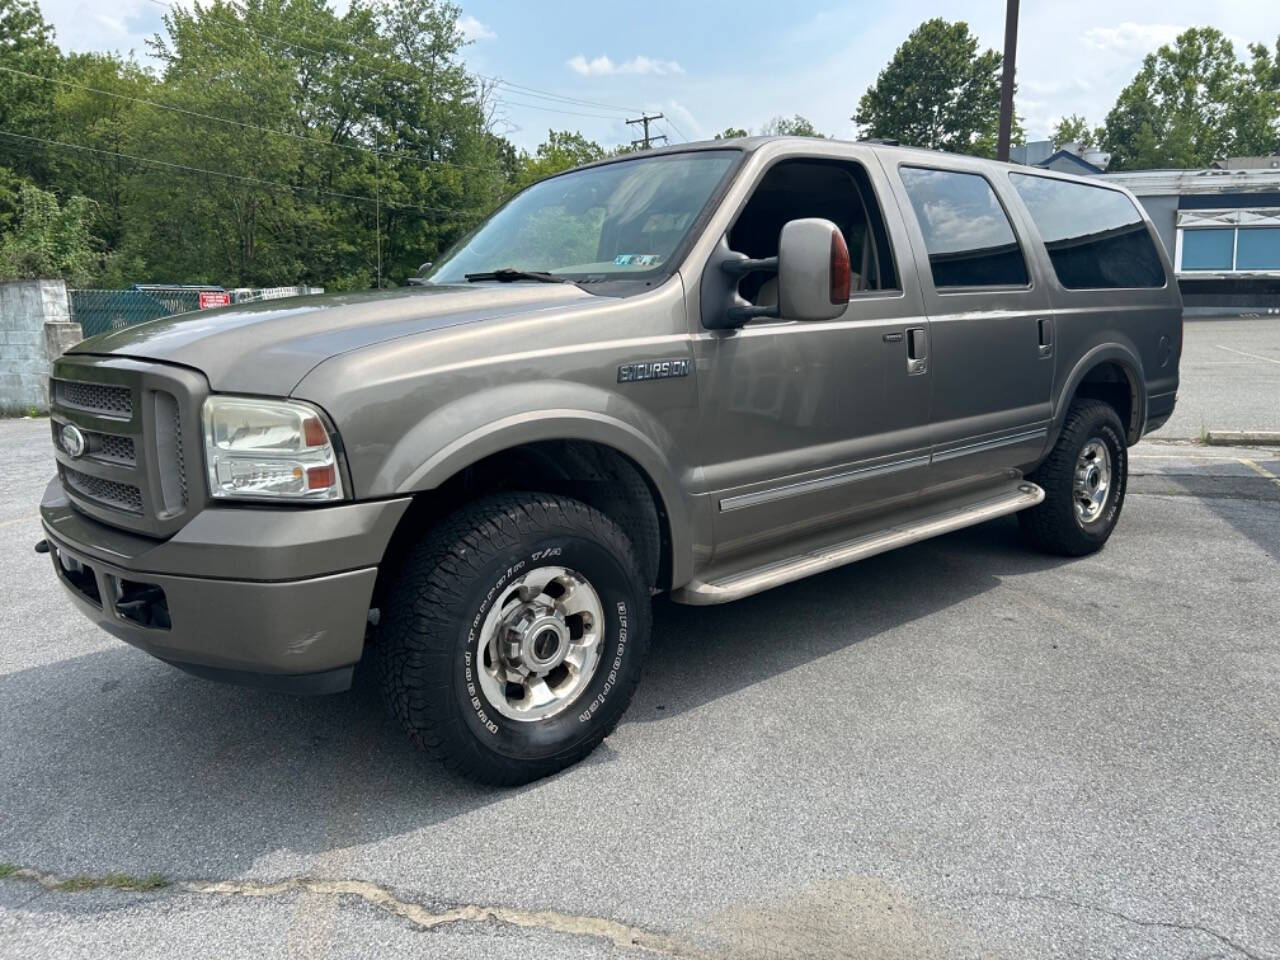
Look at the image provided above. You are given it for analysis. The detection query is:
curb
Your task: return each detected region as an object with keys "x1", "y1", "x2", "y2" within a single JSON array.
[{"x1": 1204, "y1": 431, "x2": 1280, "y2": 447}]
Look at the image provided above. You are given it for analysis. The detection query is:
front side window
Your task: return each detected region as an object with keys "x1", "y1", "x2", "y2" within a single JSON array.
[
  {"x1": 1010, "y1": 174, "x2": 1166, "y2": 289},
  {"x1": 429, "y1": 151, "x2": 738, "y2": 285},
  {"x1": 899, "y1": 166, "x2": 1029, "y2": 289}
]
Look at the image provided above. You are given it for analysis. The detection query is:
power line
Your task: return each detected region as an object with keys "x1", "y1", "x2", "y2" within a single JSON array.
[
  {"x1": 495, "y1": 98, "x2": 632, "y2": 122},
  {"x1": 0, "y1": 64, "x2": 502, "y2": 176},
  {"x1": 664, "y1": 116, "x2": 691, "y2": 143},
  {"x1": 0, "y1": 129, "x2": 487, "y2": 217},
  {"x1": 145, "y1": 0, "x2": 646, "y2": 119}
]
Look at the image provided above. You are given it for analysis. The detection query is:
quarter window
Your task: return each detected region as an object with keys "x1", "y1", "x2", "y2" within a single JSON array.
[
  {"x1": 899, "y1": 167, "x2": 1028, "y2": 289},
  {"x1": 1010, "y1": 174, "x2": 1166, "y2": 289}
]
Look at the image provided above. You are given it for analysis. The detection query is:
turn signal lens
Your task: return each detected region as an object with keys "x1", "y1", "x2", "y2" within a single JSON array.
[
  {"x1": 829, "y1": 228, "x2": 851, "y2": 305},
  {"x1": 202, "y1": 397, "x2": 345, "y2": 502}
]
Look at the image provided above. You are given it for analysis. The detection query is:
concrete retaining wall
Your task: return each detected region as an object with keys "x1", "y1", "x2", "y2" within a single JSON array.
[{"x1": 0, "y1": 279, "x2": 82, "y2": 416}]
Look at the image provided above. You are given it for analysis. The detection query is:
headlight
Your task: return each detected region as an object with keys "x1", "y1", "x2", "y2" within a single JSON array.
[{"x1": 202, "y1": 396, "x2": 346, "y2": 502}]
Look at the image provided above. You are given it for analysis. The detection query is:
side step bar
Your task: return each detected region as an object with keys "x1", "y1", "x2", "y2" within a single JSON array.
[{"x1": 672, "y1": 479, "x2": 1044, "y2": 605}]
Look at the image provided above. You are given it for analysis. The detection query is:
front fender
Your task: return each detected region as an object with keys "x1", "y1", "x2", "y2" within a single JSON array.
[{"x1": 369, "y1": 381, "x2": 696, "y2": 585}]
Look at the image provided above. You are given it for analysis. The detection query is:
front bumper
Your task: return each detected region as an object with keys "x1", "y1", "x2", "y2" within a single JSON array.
[{"x1": 41, "y1": 477, "x2": 411, "y2": 693}]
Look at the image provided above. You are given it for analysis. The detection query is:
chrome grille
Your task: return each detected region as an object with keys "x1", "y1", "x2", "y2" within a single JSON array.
[
  {"x1": 60, "y1": 465, "x2": 144, "y2": 514},
  {"x1": 54, "y1": 379, "x2": 132, "y2": 418}
]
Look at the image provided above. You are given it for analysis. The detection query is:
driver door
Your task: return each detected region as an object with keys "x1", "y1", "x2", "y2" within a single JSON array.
[{"x1": 693, "y1": 156, "x2": 932, "y2": 565}]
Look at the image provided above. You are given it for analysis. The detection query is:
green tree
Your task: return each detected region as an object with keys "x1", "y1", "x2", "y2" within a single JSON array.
[
  {"x1": 713, "y1": 127, "x2": 748, "y2": 140},
  {"x1": 0, "y1": 183, "x2": 102, "y2": 284},
  {"x1": 1050, "y1": 114, "x2": 1100, "y2": 149},
  {"x1": 1102, "y1": 27, "x2": 1279, "y2": 170},
  {"x1": 854, "y1": 18, "x2": 1017, "y2": 155},
  {"x1": 0, "y1": 0, "x2": 61, "y2": 180},
  {"x1": 513, "y1": 130, "x2": 607, "y2": 188},
  {"x1": 759, "y1": 115, "x2": 824, "y2": 138}
]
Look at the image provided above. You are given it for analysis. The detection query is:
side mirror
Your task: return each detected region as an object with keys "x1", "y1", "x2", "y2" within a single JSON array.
[{"x1": 777, "y1": 218, "x2": 851, "y2": 322}]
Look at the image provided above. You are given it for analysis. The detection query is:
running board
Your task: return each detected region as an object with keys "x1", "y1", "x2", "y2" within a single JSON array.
[{"x1": 672, "y1": 479, "x2": 1044, "y2": 605}]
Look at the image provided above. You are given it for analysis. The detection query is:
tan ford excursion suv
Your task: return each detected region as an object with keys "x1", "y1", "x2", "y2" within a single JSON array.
[{"x1": 40, "y1": 137, "x2": 1181, "y2": 783}]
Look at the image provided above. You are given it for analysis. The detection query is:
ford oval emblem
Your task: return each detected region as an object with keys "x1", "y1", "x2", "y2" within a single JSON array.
[{"x1": 61, "y1": 423, "x2": 87, "y2": 459}]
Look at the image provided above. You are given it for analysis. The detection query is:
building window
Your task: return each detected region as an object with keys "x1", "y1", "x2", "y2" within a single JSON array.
[
  {"x1": 1176, "y1": 210, "x2": 1280, "y2": 274},
  {"x1": 1181, "y1": 228, "x2": 1235, "y2": 271},
  {"x1": 1236, "y1": 227, "x2": 1280, "y2": 270}
]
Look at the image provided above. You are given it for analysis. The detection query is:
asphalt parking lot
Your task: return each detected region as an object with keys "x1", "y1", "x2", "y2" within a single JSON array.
[{"x1": 2, "y1": 318, "x2": 1278, "y2": 960}]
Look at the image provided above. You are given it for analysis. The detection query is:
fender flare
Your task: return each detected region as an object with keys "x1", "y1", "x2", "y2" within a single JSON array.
[
  {"x1": 1053, "y1": 342, "x2": 1147, "y2": 444},
  {"x1": 380, "y1": 388, "x2": 696, "y2": 589}
]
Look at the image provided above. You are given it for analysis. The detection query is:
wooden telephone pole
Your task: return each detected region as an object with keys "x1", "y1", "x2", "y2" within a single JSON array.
[
  {"x1": 627, "y1": 113, "x2": 668, "y2": 150},
  {"x1": 996, "y1": 0, "x2": 1020, "y2": 162}
]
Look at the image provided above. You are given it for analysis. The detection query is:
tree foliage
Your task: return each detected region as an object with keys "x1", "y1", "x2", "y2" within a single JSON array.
[
  {"x1": 854, "y1": 19, "x2": 1019, "y2": 155},
  {"x1": 1103, "y1": 27, "x2": 1280, "y2": 170},
  {"x1": 0, "y1": 183, "x2": 102, "y2": 284},
  {"x1": 1050, "y1": 114, "x2": 1101, "y2": 149},
  {"x1": 758, "y1": 115, "x2": 825, "y2": 138}
]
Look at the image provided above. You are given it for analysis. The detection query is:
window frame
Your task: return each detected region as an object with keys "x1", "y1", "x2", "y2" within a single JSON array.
[
  {"x1": 896, "y1": 162, "x2": 1034, "y2": 295},
  {"x1": 1176, "y1": 223, "x2": 1280, "y2": 275},
  {"x1": 1007, "y1": 171, "x2": 1168, "y2": 292},
  {"x1": 724, "y1": 155, "x2": 905, "y2": 304}
]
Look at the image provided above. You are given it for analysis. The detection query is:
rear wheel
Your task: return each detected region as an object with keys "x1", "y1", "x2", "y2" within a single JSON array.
[
  {"x1": 377, "y1": 493, "x2": 650, "y2": 785},
  {"x1": 1019, "y1": 399, "x2": 1128, "y2": 556}
]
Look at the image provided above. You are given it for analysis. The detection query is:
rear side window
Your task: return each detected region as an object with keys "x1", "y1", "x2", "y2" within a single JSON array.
[
  {"x1": 1010, "y1": 174, "x2": 1166, "y2": 289},
  {"x1": 899, "y1": 166, "x2": 1029, "y2": 289}
]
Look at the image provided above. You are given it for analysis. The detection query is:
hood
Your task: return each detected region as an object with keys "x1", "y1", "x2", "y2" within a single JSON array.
[{"x1": 71, "y1": 283, "x2": 596, "y2": 394}]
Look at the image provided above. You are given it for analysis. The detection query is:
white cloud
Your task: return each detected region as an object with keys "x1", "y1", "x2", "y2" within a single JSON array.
[
  {"x1": 566, "y1": 54, "x2": 684, "y2": 77},
  {"x1": 458, "y1": 14, "x2": 495, "y2": 42},
  {"x1": 1083, "y1": 22, "x2": 1186, "y2": 56}
]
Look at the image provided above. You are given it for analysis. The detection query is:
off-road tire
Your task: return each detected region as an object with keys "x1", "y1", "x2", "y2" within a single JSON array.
[
  {"x1": 1019, "y1": 400, "x2": 1128, "y2": 556},
  {"x1": 376, "y1": 492, "x2": 651, "y2": 785}
]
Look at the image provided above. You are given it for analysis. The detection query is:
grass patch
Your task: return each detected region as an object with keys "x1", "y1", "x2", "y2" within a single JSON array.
[
  {"x1": 0, "y1": 863, "x2": 16, "y2": 879},
  {"x1": 54, "y1": 872, "x2": 169, "y2": 893}
]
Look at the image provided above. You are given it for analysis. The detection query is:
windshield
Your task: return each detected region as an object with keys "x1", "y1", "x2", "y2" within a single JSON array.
[{"x1": 428, "y1": 150, "x2": 739, "y2": 284}]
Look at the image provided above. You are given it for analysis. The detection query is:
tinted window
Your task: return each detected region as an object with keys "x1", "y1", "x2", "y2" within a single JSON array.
[
  {"x1": 899, "y1": 167, "x2": 1028, "y2": 288},
  {"x1": 1236, "y1": 227, "x2": 1280, "y2": 270},
  {"x1": 1011, "y1": 175, "x2": 1166, "y2": 288},
  {"x1": 1181, "y1": 228, "x2": 1234, "y2": 271}
]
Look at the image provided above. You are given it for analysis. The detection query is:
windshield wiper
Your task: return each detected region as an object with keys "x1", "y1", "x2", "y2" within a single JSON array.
[{"x1": 464, "y1": 268, "x2": 567, "y2": 284}]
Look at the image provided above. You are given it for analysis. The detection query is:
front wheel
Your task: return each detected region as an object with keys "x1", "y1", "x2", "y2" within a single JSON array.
[
  {"x1": 376, "y1": 493, "x2": 651, "y2": 785},
  {"x1": 1019, "y1": 399, "x2": 1128, "y2": 556}
]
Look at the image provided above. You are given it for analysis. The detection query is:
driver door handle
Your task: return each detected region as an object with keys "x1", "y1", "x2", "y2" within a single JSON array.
[{"x1": 907, "y1": 327, "x2": 928, "y2": 376}]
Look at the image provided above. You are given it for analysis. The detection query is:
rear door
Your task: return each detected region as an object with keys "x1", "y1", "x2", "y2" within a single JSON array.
[{"x1": 886, "y1": 160, "x2": 1055, "y2": 494}]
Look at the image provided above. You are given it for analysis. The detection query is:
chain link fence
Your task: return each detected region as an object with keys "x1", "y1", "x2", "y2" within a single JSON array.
[{"x1": 69, "y1": 285, "x2": 324, "y2": 338}]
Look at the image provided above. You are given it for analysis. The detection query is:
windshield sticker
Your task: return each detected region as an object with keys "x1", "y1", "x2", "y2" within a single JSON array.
[{"x1": 613, "y1": 254, "x2": 663, "y2": 267}]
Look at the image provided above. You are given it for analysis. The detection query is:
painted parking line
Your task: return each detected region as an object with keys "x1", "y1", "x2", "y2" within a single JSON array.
[
  {"x1": 1239, "y1": 458, "x2": 1280, "y2": 490},
  {"x1": 1215, "y1": 344, "x2": 1280, "y2": 365}
]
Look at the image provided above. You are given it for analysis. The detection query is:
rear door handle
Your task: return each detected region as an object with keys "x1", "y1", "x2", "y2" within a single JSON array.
[
  {"x1": 907, "y1": 327, "x2": 928, "y2": 375},
  {"x1": 1038, "y1": 318, "x2": 1054, "y2": 359}
]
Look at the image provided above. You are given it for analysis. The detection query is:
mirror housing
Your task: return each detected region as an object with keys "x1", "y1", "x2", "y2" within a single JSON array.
[{"x1": 777, "y1": 218, "x2": 851, "y2": 322}]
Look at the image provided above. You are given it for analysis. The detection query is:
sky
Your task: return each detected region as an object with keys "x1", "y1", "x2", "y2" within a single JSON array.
[{"x1": 33, "y1": 0, "x2": 1280, "y2": 152}]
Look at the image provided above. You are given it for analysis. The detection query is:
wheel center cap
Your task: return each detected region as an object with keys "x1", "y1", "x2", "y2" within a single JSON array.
[{"x1": 519, "y1": 614, "x2": 570, "y2": 672}]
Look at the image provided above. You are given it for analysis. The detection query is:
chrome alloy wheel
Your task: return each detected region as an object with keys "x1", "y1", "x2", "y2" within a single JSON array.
[
  {"x1": 476, "y1": 566, "x2": 605, "y2": 722},
  {"x1": 1073, "y1": 438, "x2": 1112, "y2": 525}
]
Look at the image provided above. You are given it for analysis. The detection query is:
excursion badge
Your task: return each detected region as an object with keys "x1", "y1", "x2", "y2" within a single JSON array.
[{"x1": 617, "y1": 358, "x2": 691, "y2": 383}]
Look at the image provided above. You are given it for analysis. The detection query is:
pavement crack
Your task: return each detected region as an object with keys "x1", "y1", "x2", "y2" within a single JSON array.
[
  {"x1": 971, "y1": 890, "x2": 1264, "y2": 960},
  {"x1": 3, "y1": 866, "x2": 703, "y2": 958}
]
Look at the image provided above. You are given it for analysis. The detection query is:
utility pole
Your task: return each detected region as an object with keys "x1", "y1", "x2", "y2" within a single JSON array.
[
  {"x1": 996, "y1": 0, "x2": 1020, "y2": 162},
  {"x1": 627, "y1": 113, "x2": 667, "y2": 150}
]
